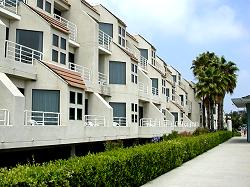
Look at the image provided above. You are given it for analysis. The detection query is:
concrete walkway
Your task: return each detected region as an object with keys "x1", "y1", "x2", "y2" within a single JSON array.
[{"x1": 143, "y1": 137, "x2": 250, "y2": 187}]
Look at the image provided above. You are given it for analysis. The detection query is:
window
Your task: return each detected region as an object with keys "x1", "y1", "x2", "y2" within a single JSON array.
[
  {"x1": 118, "y1": 26, "x2": 126, "y2": 47},
  {"x1": 60, "y1": 52, "x2": 66, "y2": 65},
  {"x1": 37, "y1": 0, "x2": 43, "y2": 9},
  {"x1": 70, "y1": 91, "x2": 75, "y2": 104},
  {"x1": 131, "y1": 103, "x2": 138, "y2": 123},
  {"x1": 77, "y1": 93, "x2": 83, "y2": 105},
  {"x1": 139, "y1": 49, "x2": 148, "y2": 59},
  {"x1": 69, "y1": 108, "x2": 75, "y2": 120},
  {"x1": 110, "y1": 102, "x2": 126, "y2": 118},
  {"x1": 51, "y1": 34, "x2": 67, "y2": 64},
  {"x1": 151, "y1": 78, "x2": 158, "y2": 95},
  {"x1": 53, "y1": 34, "x2": 59, "y2": 47},
  {"x1": 99, "y1": 23, "x2": 113, "y2": 37},
  {"x1": 151, "y1": 50, "x2": 156, "y2": 66},
  {"x1": 131, "y1": 63, "x2": 138, "y2": 84},
  {"x1": 45, "y1": 1, "x2": 51, "y2": 13},
  {"x1": 109, "y1": 61, "x2": 126, "y2": 84},
  {"x1": 52, "y1": 49, "x2": 58, "y2": 62},
  {"x1": 69, "y1": 91, "x2": 83, "y2": 120},
  {"x1": 68, "y1": 52, "x2": 75, "y2": 63},
  {"x1": 173, "y1": 75, "x2": 177, "y2": 82},
  {"x1": 61, "y1": 37, "x2": 66, "y2": 50}
]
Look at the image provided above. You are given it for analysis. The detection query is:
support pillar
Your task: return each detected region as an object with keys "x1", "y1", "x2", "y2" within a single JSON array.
[
  {"x1": 70, "y1": 144, "x2": 76, "y2": 157},
  {"x1": 246, "y1": 104, "x2": 250, "y2": 142}
]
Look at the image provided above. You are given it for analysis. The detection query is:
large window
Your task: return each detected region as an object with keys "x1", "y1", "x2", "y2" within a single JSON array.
[
  {"x1": 139, "y1": 49, "x2": 148, "y2": 59},
  {"x1": 110, "y1": 102, "x2": 126, "y2": 118},
  {"x1": 37, "y1": 0, "x2": 52, "y2": 14},
  {"x1": 151, "y1": 78, "x2": 158, "y2": 95},
  {"x1": 118, "y1": 26, "x2": 126, "y2": 47},
  {"x1": 99, "y1": 23, "x2": 113, "y2": 37},
  {"x1": 131, "y1": 63, "x2": 138, "y2": 84},
  {"x1": 52, "y1": 33, "x2": 67, "y2": 65},
  {"x1": 16, "y1": 29, "x2": 43, "y2": 52},
  {"x1": 109, "y1": 61, "x2": 126, "y2": 84}
]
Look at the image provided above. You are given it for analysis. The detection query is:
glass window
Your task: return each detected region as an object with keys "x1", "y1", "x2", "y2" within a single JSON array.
[
  {"x1": 69, "y1": 108, "x2": 75, "y2": 120},
  {"x1": 52, "y1": 49, "x2": 58, "y2": 62},
  {"x1": 135, "y1": 114, "x2": 138, "y2": 123},
  {"x1": 77, "y1": 93, "x2": 82, "y2": 105},
  {"x1": 110, "y1": 102, "x2": 126, "y2": 118},
  {"x1": 132, "y1": 114, "x2": 134, "y2": 123},
  {"x1": 60, "y1": 37, "x2": 66, "y2": 50},
  {"x1": 135, "y1": 104, "x2": 137, "y2": 112},
  {"x1": 60, "y1": 52, "x2": 66, "y2": 64},
  {"x1": 37, "y1": 0, "x2": 43, "y2": 9},
  {"x1": 109, "y1": 61, "x2": 126, "y2": 84},
  {"x1": 53, "y1": 34, "x2": 59, "y2": 47},
  {"x1": 70, "y1": 91, "x2": 75, "y2": 104},
  {"x1": 45, "y1": 1, "x2": 51, "y2": 13},
  {"x1": 99, "y1": 23, "x2": 113, "y2": 37},
  {"x1": 77, "y1": 108, "x2": 82, "y2": 120},
  {"x1": 131, "y1": 103, "x2": 134, "y2": 112}
]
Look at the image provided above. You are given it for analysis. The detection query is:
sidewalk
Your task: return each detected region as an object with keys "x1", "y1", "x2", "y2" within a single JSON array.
[{"x1": 143, "y1": 137, "x2": 250, "y2": 187}]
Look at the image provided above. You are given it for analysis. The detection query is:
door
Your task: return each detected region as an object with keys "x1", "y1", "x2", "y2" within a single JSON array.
[{"x1": 139, "y1": 106, "x2": 143, "y2": 125}]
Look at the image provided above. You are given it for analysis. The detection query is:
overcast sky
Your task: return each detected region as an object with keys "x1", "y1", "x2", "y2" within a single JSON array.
[{"x1": 89, "y1": 0, "x2": 250, "y2": 112}]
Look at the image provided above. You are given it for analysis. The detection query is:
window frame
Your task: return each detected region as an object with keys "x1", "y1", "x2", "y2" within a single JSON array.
[{"x1": 118, "y1": 25, "x2": 126, "y2": 47}]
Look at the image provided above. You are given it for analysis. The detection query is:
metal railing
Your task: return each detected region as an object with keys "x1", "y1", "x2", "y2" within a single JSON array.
[
  {"x1": 0, "y1": 109, "x2": 10, "y2": 126},
  {"x1": 138, "y1": 82, "x2": 148, "y2": 95},
  {"x1": 0, "y1": 0, "x2": 18, "y2": 14},
  {"x1": 5, "y1": 40, "x2": 43, "y2": 65},
  {"x1": 99, "y1": 30, "x2": 112, "y2": 51},
  {"x1": 68, "y1": 62, "x2": 91, "y2": 82},
  {"x1": 84, "y1": 115, "x2": 105, "y2": 126},
  {"x1": 139, "y1": 118, "x2": 160, "y2": 127},
  {"x1": 24, "y1": 110, "x2": 60, "y2": 126},
  {"x1": 54, "y1": 14, "x2": 77, "y2": 41},
  {"x1": 152, "y1": 87, "x2": 158, "y2": 96},
  {"x1": 98, "y1": 72, "x2": 108, "y2": 85},
  {"x1": 139, "y1": 55, "x2": 148, "y2": 71},
  {"x1": 113, "y1": 117, "x2": 127, "y2": 126}
]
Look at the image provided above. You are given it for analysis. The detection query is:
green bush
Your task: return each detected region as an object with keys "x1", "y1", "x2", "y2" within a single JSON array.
[
  {"x1": 0, "y1": 131, "x2": 232, "y2": 187},
  {"x1": 232, "y1": 129, "x2": 241, "y2": 137},
  {"x1": 192, "y1": 127, "x2": 210, "y2": 136},
  {"x1": 104, "y1": 139, "x2": 124, "y2": 151},
  {"x1": 162, "y1": 130, "x2": 179, "y2": 141}
]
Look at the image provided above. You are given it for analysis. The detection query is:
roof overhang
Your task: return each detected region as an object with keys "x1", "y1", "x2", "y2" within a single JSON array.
[{"x1": 232, "y1": 95, "x2": 250, "y2": 108}]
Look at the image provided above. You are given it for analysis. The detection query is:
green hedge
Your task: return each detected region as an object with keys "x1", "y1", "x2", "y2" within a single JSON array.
[{"x1": 0, "y1": 131, "x2": 232, "y2": 187}]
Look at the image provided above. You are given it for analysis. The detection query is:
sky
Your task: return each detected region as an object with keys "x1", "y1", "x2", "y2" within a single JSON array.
[{"x1": 89, "y1": 0, "x2": 250, "y2": 113}]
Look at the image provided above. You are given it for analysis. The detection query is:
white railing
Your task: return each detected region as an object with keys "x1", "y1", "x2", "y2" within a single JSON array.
[
  {"x1": 98, "y1": 72, "x2": 108, "y2": 85},
  {"x1": 138, "y1": 82, "x2": 148, "y2": 95},
  {"x1": 113, "y1": 117, "x2": 127, "y2": 126},
  {"x1": 5, "y1": 40, "x2": 43, "y2": 65},
  {"x1": 152, "y1": 87, "x2": 158, "y2": 96},
  {"x1": 140, "y1": 118, "x2": 160, "y2": 127},
  {"x1": 54, "y1": 14, "x2": 77, "y2": 41},
  {"x1": 84, "y1": 115, "x2": 105, "y2": 126},
  {"x1": 163, "y1": 120, "x2": 174, "y2": 127},
  {"x1": 0, "y1": 109, "x2": 10, "y2": 126},
  {"x1": 166, "y1": 96, "x2": 170, "y2": 102},
  {"x1": 68, "y1": 62, "x2": 91, "y2": 82},
  {"x1": 24, "y1": 110, "x2": 60, "y2": 126},
  {"x1": 0, "y1": 0, "x2": 18, "y2": 14},
  {"x1": 139, "y1": 55, "x2": 148, "y2": 71},
  {"x1": 99, "y1": 30, "x2": 112, "y2": 51}
]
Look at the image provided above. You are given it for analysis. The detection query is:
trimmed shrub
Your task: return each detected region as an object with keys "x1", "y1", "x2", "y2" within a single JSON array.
[
  {"x1": 162, "y1": 130, "x2": 179, "y2": 141},
  {"x1": 104, "y1": 139, "x2": 124, "y2": 151},
  {"x1": 232, "y1": 129, "x2": 241, "y2": 137},
  {"x1": 0, "y1": 131, "x2": 232, "y2": 187},
  {"x1": 192, "y1": 127, "x2": 210, "y2": 136}
]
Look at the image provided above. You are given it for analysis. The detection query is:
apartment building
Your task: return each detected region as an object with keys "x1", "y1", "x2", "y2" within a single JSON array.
[{"x1": 0, "y1": 0, "x2": 200, "y2": 152}]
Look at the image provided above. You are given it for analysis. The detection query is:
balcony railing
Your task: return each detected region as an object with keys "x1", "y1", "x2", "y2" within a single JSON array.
[
  {"x1": 152, "y1": 87, "x2": 158, "y2": 96},
  {"x1": 5, "y1": 40, "x2": 43, "y2": 65},
  {"x1": 24, "y1": 110, "x2": 61, "y2": 126},
  {"x1": 0, "y1": 0, "x2": 18, "y2": 14},
  {"x1": 84, "y1": 115, "x2": 105, "y2": 126},
  {"x1": 0, "y1": 109, "x2": 10, "y2": 126},
  {"x1": 113, "y1": 117, "x2": 127, "y2": 126},
  {"x1": 139, "y1": 56, "x2": 148, "y2": 71},
  {"x1": 98, "y1": 72, "x2": 108, "y2": 85},
  {"x1": 140, "y1": 118, "x2": 160, "y2": 127},
  {"x1": 68, "y1": 62, "x2": 91, "y2": 82},
  {"x1": 54, "y1": 14, "x2": 77, "y2": 41},
  {"x1": 99, "y1": 30, "x2": 112, "y2": 51},
  {"x1": 138, "y1": 82, "x2": 148, "y2": 95}
]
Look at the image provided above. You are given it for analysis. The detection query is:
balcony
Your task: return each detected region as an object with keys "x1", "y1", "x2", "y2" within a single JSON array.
[
  {"x1": 54, "y1": 14, "x2": 78, "y2": 44},
  {"x1": 152, "y1": 87, "x2": 158, "y2": 96},
  {"x1": 0, "y1": 0, "x2": 20, "y2": 20},
  {"x1": 68, "y1": 62, "x2": 91, "y2": 83},
  {"x1": 24, "y1": 110, "x2": 61, "y2": 126},
  {"x1": 171, "y1": 94, "x2": 184, "y2": 110},
  {"x1": 140, "y1": 118, "x2": 160, "y2": 127},
  {"x1": 99, "y1": 30, "x2": 112, "y2": 54},
  {"x1": 139, "y1": 55, "x2": 148, "y2": 72},
  {"x1": 0, "y1": 109, "x2": 9, "y2": 126},
  {"x1": 98, "y1": 72, "x2": 110, "y2": 95},
  {"x1": 5, "y1": 40, "x2": 43, "y2": 65},
  {"x1": 113, "y1": 117, "x2": 127, "y2": 127},
  {"x1": 84, "y1": 115, "x2": 105, "y2": 126}
]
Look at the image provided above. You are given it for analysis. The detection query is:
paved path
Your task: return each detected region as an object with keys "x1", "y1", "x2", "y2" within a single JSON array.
[{"x1": 143, "y1": 137, "x2": 250, "y2": 187}]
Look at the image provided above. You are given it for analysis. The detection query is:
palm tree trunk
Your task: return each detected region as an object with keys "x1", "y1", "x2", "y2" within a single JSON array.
[
  {"x1": 206, "y1": 104, "x2": 211, "y2": 130},
  {"x1": 210, "y1": 102, "x2": 214, "y2": 131},
  {"x1": 202, "y1": 99, "x2": 206, "y2": 128},
  {"x1": 220, "y1": 97, "x2": 224, "y2": 129},
  {"x1": 217, "y1": 102, "x2": 221, "y2": 130}
]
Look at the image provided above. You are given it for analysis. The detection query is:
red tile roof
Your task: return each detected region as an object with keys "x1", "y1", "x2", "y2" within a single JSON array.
[
  {"x1": 43, "y1": 62, "x2": 86, "y2": 90},
  {"x1": 28, "y1": 6, "x2": 70, "y2": 34}
]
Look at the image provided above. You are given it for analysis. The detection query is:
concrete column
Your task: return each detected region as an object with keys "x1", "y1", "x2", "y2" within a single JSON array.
[
  {"x1": 246, "y1": 104, "x2": 250, "y2": 142},
  {"x1": 70, "y1": 144, "x2": 76, "y2": 157}
]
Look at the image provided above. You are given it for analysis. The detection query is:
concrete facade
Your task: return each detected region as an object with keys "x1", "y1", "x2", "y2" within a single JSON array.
[{"x1": 0, "y1": 0, "x2": 201, "y2": 150}]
